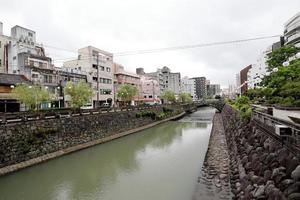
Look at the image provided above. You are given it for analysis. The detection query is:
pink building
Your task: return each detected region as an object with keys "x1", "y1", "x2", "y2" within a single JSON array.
[
  {"x1": 113, "y1": 63, "x2": 141, "y2": 104},
  {"x1": 139, "y1": 76, "x2": 161, "y2": 104}
]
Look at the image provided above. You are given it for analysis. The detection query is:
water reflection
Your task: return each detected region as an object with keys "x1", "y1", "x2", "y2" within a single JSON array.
[{"x1": 0, "y1": 107, "x2": 215, "y2": 200}]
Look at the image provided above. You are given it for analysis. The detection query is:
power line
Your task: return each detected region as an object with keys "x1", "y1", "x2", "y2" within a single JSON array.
[{"x1": 44, "y1": 34, "x2": 280, "y2": 62}]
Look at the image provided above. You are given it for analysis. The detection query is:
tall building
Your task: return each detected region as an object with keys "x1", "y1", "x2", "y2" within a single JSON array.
[
  {"x1": 192, "y1": 77, "x2": 206, "y2": 100},
  {"x1": 240, "y1": 65, "x2": 252, "y2": 94},
  {"x1": 247, "y1": 53, "x2": 268, "y2": 89},
  {"x1": 235, "y1": 73, "x2": 241, "y2": 95},
  {"x1": 284, "y1": 12, "x2": 300, "y2": 47},
  {"x1": 181, "y1": 76, "x2": 196, "y2": 100},
  {"x1": 63, "y1": 46, "x2": 114, "y2": 107},
  {"x1": 161, "y1": 66, "x2": 181, "y2": 95}
]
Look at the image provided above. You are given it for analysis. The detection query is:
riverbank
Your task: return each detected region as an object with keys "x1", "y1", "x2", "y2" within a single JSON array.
[
  {"x1": 192, "y1": 113, "x2": 232, "y2": 200},
  {"x1": 0, "y1": 111, "x2": 185, "y2": 176}
]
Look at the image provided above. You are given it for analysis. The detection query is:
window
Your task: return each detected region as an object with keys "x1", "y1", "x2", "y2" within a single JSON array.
[
  {"x1": 93, "y1": 77, "x2": 98, "y2": 82},
  {"x1": 28, "y1": 32, "x2": 33, "y2": 37},
  {"x1": 149, "y1": 95, "x2": 153, "y2": 98},
  {"x1": 100, "y1": 89, "x2": 112, "y2": 95},
  {"x1": 92, "y1": 64, "x2": 98, "y2": 69},
  {"x1": 32, "y1": 74, "x2": 38, "y2": 78},
  {"x1": 0, "y1": 59, "x2": 1, "y2": 66},
  {"x1": 106, "y1": 67, "x2": 111, "y2": 72},
  {"x1": 39, "y1": 62, "x2": 43, "y2": 68},
  {"x1": 44, "y1": 75, "x2": 53, "y2": 83},
  {"x1": 13, "y1": 56, "x2": 16, "y2": 60},
  {"x1": 144, "y1": 95, "x2": 147, "y2": 98},
  {"x1": 0, "y1": 41, "x2": 1, "y2": 48},
  {"x1": 100, "y1": 66, "x2": 105, "y2": 71}
]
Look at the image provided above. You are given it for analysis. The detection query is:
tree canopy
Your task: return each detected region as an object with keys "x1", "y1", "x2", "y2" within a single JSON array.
[
  {"x1": 247, "y1": 45, "x2": 300, "y2": 107},
  {"x1": 266, "y1": 45, "x2": 300, "y2": 70},
  {"x1": 117, "y1": 84, "x2": 138, "y2": 102},
  {"x1": 179, "y1": 93, "x2": 192, "y2": 103},
  {"x1": 12, "y1": 84, "x2": 51, "y2": 110},
  {"x1": 161, "y1": 90, "x2": 176, "y2": 103},
  {"x1": 64, "y1": 81, "x2": 93, "y2": 108}
]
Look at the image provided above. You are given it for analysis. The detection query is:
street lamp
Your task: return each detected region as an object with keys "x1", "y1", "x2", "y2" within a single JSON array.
[{"x1": 282, "y1": 61, "x2": 289, "y2": 67}]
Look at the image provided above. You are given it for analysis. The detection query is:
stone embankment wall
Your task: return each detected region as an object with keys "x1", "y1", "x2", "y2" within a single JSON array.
[
  {"x1": 0, "y1": 107, "x2": 183, "y2": 171},
  {"x1": 222, "y1": 105, "x2": 300, "y2": 200}
]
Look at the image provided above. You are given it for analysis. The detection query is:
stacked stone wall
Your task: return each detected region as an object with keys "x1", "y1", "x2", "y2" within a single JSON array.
[{"x1": 222, "y1": 105, "x2": 300, "y2": 199}]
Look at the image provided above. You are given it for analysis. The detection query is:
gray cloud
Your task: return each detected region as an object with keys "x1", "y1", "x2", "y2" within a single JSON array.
[{"x1": 0, "y1": 0, "x2": 299, "y2": 87}]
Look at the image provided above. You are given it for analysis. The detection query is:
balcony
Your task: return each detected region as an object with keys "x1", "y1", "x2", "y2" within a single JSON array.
[{"x1": 286, "y1": 31, "x2": 300, "y2": 45}]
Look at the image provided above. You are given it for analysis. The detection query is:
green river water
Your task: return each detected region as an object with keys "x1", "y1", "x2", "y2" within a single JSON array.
[{"x1": 0, "y1": 107, "x2": 215, "y2": 200}]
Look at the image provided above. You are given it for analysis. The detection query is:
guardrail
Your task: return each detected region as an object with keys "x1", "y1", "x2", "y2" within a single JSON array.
[
  {"x1": 0, "y1": 103, "x2": 196, "y2": 124},
  {"x1": 252, "y1": 109, "x2": 300, "y2": 156}
]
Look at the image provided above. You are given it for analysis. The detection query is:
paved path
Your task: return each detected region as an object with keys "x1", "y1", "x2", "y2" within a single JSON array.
[
  {"x1": 253, "y1": 104, "x2": 300, "y2": 123},
  {"x1": 192, "y1": 113, "x2": 232, "y2": 200}
]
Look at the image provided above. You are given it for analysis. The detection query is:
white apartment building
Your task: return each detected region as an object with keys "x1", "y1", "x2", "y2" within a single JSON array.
[
  {"x1": 247, "y1": 52, "x2": 268, "y2": 89},
  {"x1": 63, "y1": 46, "x2": 114, "y2": 107},
  {"x1": 181, "y1": 76, "x2": 197, "y2": 100},
  {"x1": 284, "y1": 12, "x2": 300, "y2": 47},
  {"x1": 0, "y1": 22, "x2": 10, "y2": 73}
]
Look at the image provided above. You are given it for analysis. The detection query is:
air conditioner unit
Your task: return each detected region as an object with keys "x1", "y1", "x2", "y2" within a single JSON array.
[{"x1": 275, "y1": 125, "x2": 292, "y2": 136}]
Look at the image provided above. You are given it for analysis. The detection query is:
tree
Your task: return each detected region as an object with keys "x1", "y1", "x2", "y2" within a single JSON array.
[
  {"x1": 117, "y1": 84, "x2": 138, "y2": 104},
  {"x1": 64, "y1": 81, "x2": 93, "y2": 108},
  {"x1": 179, "y1": 93, "x2": 192, "y2": 103},
  {"x1": 266, "y1": 45, "x2": 300, "y2": 70},
  {"x1": 12, "y1": 84, "x2": 51, "y2": 110},
  {"x1": 161, "y1": 90, "x2": 176, "y2": 104}
]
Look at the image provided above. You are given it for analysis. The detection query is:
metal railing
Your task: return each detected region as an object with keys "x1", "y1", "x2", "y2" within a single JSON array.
[
  {"x1": 0, "y1": 103, "x2": 194, "y2": 124},
  {"x1": 252, "y1": 109, "x2": 300, "y2": 156}
]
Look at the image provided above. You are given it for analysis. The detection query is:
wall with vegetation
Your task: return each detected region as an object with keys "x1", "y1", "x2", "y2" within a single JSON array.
[{"x1": 0, "y1": 106, "x2": 182, "y2": 169}]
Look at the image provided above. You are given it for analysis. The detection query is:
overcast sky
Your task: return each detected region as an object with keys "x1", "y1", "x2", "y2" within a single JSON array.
[{"x1": 0, "y1": 0, "x2": 299, "y2": 88}]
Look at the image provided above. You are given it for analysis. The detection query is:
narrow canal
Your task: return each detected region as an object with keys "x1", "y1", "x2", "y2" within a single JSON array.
[{"x1": 0, "y1": 107, "x2": 215, "y2": 200}]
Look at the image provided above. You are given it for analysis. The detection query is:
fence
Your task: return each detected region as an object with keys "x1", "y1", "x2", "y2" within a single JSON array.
[
  {"x1": 0, "y1": 103, "x2": 195, "y2": 124},
  {"x1": 252, "y1": 109, "x2": 300, "y2": 156}
]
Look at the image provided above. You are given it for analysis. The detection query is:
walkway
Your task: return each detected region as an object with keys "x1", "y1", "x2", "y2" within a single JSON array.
[{"x1": 192, "y1": 113, "x2": 232, "y2": 200}]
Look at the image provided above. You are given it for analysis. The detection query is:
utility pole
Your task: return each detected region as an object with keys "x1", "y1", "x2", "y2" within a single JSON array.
[{"x1": 96, "y1": 54, "x2": 99, "y2": 108}]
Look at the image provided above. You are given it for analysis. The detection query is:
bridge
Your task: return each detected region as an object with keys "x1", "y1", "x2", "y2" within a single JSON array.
[{"x1": 196, "y1": 99, "x2": 225, "y2": 112}]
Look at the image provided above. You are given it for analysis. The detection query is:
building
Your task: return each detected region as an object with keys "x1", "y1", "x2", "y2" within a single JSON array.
[
  {"x1": 161, "y1": 66, "x2": 181, "y2": 95},
  {"x1": 235, "y1": 73, "x2": 241, "y2": 95},
  {"x1": 0, "y1": 22, "x2": 10, "y2": 73},
  {"x1": 113, "y1": 63, "x2": 141, "y2": 105},
  {"x1": 139, "y1": 76, "x2": 160, "y2": 104},
  {"x1": 207, "y1": 84, "x2": 221, "y2": 98},
  {"x1": 137, "y1": 68, "x2": 164, "y2": 95},
  {"x1": 228, "y1": 84, "x2": 237, "y2": 99},
  {"x1": 192, "y1": 77, "x2": 206, "y2": 100},
  {"x1": 239, "y1": 65, "x2": 252, "y2": 94},
  {"x1": 63, "y1": 46, "x2": 114, "y2": 107},
  {"x1": 284, "y1": 12, "x2": 300, "y2": 47},
  {"x1": 181, "y1": 76, "x2": 197, "y2": 100},
  {"x1": 56, "y1": 67, "x2": 88, "y2": 108},
  {"x1": 0, "y1": 73, "x2": 31, "y2": 112}
]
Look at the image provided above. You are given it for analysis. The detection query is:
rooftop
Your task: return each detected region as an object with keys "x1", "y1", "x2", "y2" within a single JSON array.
[{"x1": 0, "y1": 73, "x2": 31, "y2": 85}]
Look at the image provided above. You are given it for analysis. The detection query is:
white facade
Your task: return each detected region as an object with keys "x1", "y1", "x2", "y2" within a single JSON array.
[
  {"x1": 235, "y1": 73, "x2": 241, "y2": 95},
  {"x1": 63, "y1": 46, "x2": 114, "y2": 107},
  {"x1": 181, "y1": 76, "x2": 197, "y2": 100},
  {"x1": 284, "y1": 12, "x2": 300, "y2": 47},
  {"x1": 247, "y1": 52, "x2": 268, "y2": 89}
]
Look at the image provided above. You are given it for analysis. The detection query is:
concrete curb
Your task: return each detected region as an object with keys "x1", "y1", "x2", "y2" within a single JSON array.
[{"x1": 0, "y1": 112, "x2": 186, "y2": 176}]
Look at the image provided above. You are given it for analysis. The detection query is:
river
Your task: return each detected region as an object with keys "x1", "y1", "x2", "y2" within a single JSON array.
[{"x1": 0, "y1": 107, "x2": 215, "y2": 200}]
